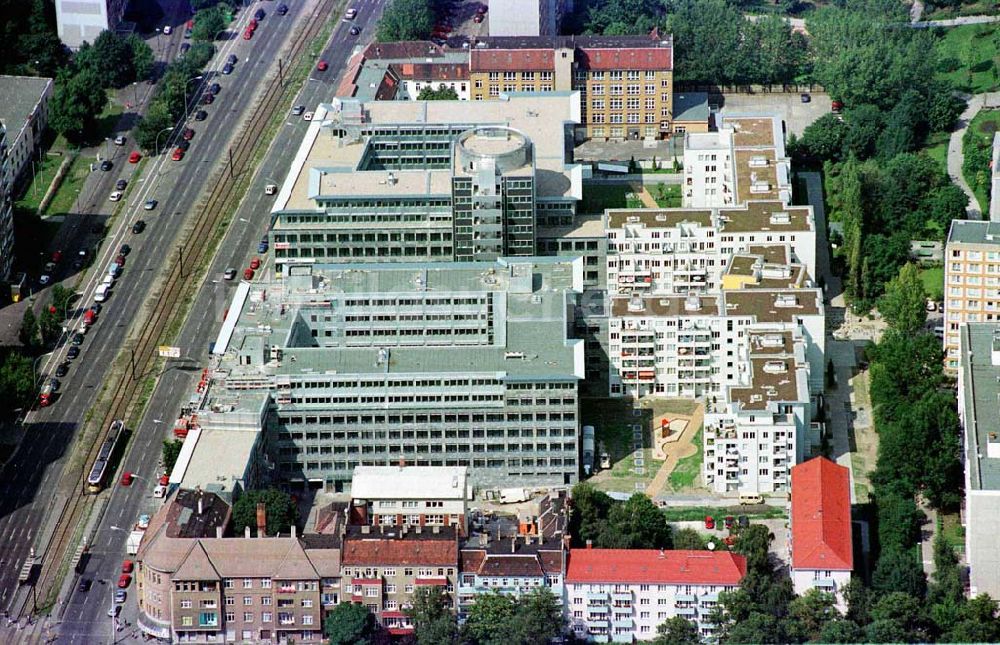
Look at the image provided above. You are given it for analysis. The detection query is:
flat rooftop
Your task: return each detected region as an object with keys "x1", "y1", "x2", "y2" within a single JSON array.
[
  {"x1": 721, "y1": 289, "x2": 822, "y2": 323},
  {"x1": 179, "y1": 428, "x2": 259, "y2": 495},
  {"x1": 729, "y1": 355, "x2": 805, "y2": 410},
  {"x1": 722, "y1": 116, "x2": 779, "y2": 148},
  {"x1": 0, "y1": 75, "x2": 52, "y2": 135},
  {"x1": 960, "y1": 323, "x2": 1000, "y2": 491},
  {"x1": 279, "y1": 93, "x2": 580, "y2": 211},
  {"x1": 351, "y1": 465, "x2": 468, "y2": 500},
  {"x1": 604, "y1": 201, "x2": 812, "y2": 233},
  {"x1": 217, "y1": 258, "x2": 585, "y2": 382},
  {"x1": 948, "y1": 220, "x2": 1000, "y2": 246},
  {"x1": 611, "y1": 294, "x2": 722, "y2": 318}
]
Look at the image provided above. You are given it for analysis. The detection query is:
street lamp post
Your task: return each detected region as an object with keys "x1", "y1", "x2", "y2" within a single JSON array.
[
  {"x1": 154, "y1": 126, "x2": 175, "y2": 158},
  {"x1": 183, "y1": 75, "x2": 204, "y2": 121}
]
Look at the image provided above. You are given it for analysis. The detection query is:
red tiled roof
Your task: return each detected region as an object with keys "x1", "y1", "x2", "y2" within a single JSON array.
[
  {"x1": 343, "y1": 536, "x2": 457, "y2": 566},
  {"x1": 566, "y1": 549, "x2": 746, "y2": 585},
  {"x1": 791, "y1": 457, "x2": 853, "y2": 571},
  {"x1": 363, "y1": 41, "x2": 445, "y2": 60},
  {"x1": 396, "y1": 63, "x2": 469, "y2": 82},
  {"x1": 577, "y1": 47, "x2": 672, "y2": 71},
  {"x1": 470, "y1": 49, "x2": 554, "y2": 72}
]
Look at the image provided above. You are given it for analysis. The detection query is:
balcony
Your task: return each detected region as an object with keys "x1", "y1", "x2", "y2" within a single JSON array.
[
  {"x1": 612, "y1": 618, "x2": 633, "y2": 629},
  {"x1": 587, "y1": 605, "x2": 610, "y2": 615},
  {"x1": 611, "y1": 592, "x2": 632, "y2": 603},
  {"x1": 587, "y1": 591, "x2": 609, "y2": 602},
  {"x1": 677, "y1": 606, "x2": 697, "y2": 617}
]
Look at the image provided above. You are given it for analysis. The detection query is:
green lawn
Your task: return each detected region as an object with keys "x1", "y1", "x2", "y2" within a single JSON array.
[
  {"x1": 15, "y1": 152, "x2": 68, "y2": 213},
  {"x1": 924, "y1": 0, "x2": 1000, "y2": 20},
  {"x1": 661, "y1": 505, "x2": 787, "y2": 522},
  {"x1": 933, "y1": 23, "x2": 1000, "y2": 94},
  {"x1": 580, "y1": 183, "x2": 645, "y2": 213},
  {"x1": 922, "y1": 130, "x2": 950, "y2": 175},
  {"x1": 668, "y1": 427, "x2": 703, "y2": 491},
  {"x1": 651, "y1": 183, "x2": 681, "y2": 208},
  {"x1": 42, "y1": 155, "x2": 90, "y2": 217},
  {"x1": 963, "y1": 109, "x2": 1000, "y2": 213},
  {"x1": 919, "y1": 266, "x2": 945, "y2": 301},
  {"x1": 938, "y1": 512, "x2": 966, "y2": 553}
]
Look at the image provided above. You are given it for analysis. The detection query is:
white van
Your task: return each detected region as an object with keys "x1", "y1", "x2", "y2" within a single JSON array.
[
  {"x1": 94, "y1": 284, "x2": 110, "y2": 302},
  {"x1": 102, "y1": 274, "x2": 114, "y2": 289}
]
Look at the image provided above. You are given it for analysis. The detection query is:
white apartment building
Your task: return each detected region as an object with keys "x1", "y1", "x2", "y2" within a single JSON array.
[
  {"x1": 683, "y1": 115, "x2": 792, "y2": 208},
  {"x1": 604, "y1": 201, "x2": 816, "y2": 297},
  {"x1": 564, "y1": 548, "x2": 746, "y2": 642},
  {"x1": 348, "y1": 465, "x2": 470, "y2": 535},
  {"x1": 943, "y1": 220, "x2": 1000, "y2": 372},
  {"x1": 488, "y1": 0, "x2": 569, "y2": 37}
]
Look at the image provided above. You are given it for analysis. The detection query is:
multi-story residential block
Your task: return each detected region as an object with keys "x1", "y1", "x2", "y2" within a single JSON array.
[
  {"x1": 0, "y1": 123, "x2": 12, "y2": 281},
  {"x1": 0, "y1": 76, "x2": 54, "y2": 186},
  {"x1": 135, "y1": 490, "x2": 342, "y2": 643},
  {"x1": 348, "y1": 465, "x2": 470, "y2": 534},
  {"x1": 468, "y1": 34, "x2": 674, "y2": 140},
  {"x1": 457, "y1": 491, "x2": 568, "y2": 619},
  {"x1": 269, "y1": 93, "x2": 583, "y2": 270},
  {"x1": 54, "y1": 0, "x2": 128, "y2": 49},
  {"x1": 488, "y1": 0, "x2": 569, "y2": 37},
  {"x1": 790, "y1": 457, "x2": 853, "y2": 610},
  {"x1": 564, "y1": 547, "x2": 747, "y2": 642},
  {"x1": 604, "y1": 203, "x2": 816, "y2": 297},
  {"x1": 341, "y1": 524, "x2": 460, "y2": 635},
  {"x1": 943, "y1": 220, "x2": 1000, "y2": 372},
  {"x1": 957, "y1": 322, "x2": 1000, "y2": 600},
  {"x1": 683, "y1": 115, "x2": 792, "y2": 208},
  {"x1": 197, "y1": 257, "x2": 584, "y2": 490}
]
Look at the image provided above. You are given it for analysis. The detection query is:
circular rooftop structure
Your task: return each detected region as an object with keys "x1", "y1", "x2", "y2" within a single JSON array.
[{"x1": 454, "y1": 126, "x2": 532, "y2": 175}]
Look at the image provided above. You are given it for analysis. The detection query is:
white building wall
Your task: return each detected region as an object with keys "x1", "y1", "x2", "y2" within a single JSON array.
[
  {"x1": 402, "y1": 79, "x2": 471, "y2": 101},
  {"x1": 489, "y1": 0, "x2": 546, "y2": 37},
  {"x1": 564, "y1": 581, "x2": 730, "y2": 642},
  {"x1": 683, "y1": 130, "x2": 735, "y2": 208},
  {"x1": 55, "y1": 0, "x2": 126, "y2": 49},
  {"x1": 791, "y1": 569, "x2": 851, "y2": 612}
]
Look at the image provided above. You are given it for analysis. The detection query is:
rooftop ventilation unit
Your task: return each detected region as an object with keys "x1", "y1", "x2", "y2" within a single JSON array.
[
  {"x1": 774, "y1": 294, "x2": 797, "y2": 308},
  {"x1": 763, "y1": 360, "x2": 787, "y2": 374}
]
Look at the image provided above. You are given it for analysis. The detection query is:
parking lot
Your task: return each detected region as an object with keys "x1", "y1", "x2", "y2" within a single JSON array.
[{"x1": 717, "y1": 91, "x2": 832, "y2": 136}]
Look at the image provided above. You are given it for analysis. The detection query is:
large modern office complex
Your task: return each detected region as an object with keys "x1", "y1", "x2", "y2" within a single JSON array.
[
  {"x1": 269, "y1": 93, "x2": 583, "y2": 269},
  {"x1": 201, "y1": 258, "x2": 585, "y2": 491}
]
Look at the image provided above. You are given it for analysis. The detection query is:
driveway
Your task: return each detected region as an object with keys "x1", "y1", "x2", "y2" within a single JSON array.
[{"x1": 717, "y1": 92, "x2": 831, "y2": 136}]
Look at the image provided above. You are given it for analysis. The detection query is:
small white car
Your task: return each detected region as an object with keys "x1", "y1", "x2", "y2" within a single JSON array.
[
  {"x1": 162, "y1": 25, "x2": 172, "y2": 35},
  {"x1": 303, "y1": 111, "x2": 314, "y2": 121},
  {"x1": 114, "y1": 135, "x2": 126, "y2": 146},
  {"x1": 153, "y1": 484, "x2": 167, "y2": 498},
  {"x1": 109, "y1": 191, "x2": 123, "y2": 202}
]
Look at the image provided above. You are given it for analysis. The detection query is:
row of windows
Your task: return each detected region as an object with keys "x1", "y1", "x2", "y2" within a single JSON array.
[
  {"x1": 280, "y1": 442, "x2": 578, "y2": 457},
  {"x1": 280, "y1": 458, "x2": 576, "y2": 472}
]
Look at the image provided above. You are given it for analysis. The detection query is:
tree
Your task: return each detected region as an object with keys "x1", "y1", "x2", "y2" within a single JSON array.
[
  {"x1": 866, "y1": 591, "x2": 928, "y2": 642},
  {"x1": 78, "y1": 30, "x2": 135, "y2": 88},
  {"x1": 231, "y1": 489, "x2": 298, "y2": 536},
  {"x1": 843, "y1": 579, "x2": 873, "y2": 627},
  {"x1": 325, "y1": 602, "x2": 378, "y2": 645},
  {"x1": 49, "y1": 68, "x2": 108, "y2": 142},
  {"x1": 19, "y1": 308, "x2": 39, "y2": 348},
  {"x1": 725, "y1": 611, "x2": 786, "y2": 644},
  {"x1": 162, "y1": 439, "x2": 183, "y2": 472},
  {"x1": 461, "y1": 591, "x2": 516, "y2": 645},
  {"x1": 603, "y1": 492, "x2": 672, "y2": 549},
  {"x1": 417, "y1": 86, "x2": 459, "y2": 100},
  {"x1": 842, "y1": 104, "x2": 883, "y2": 161},
  {"x1": 127, "y1": 33, "x2": 154, "y2": 82},
  {"x1": 376, "y1": 0, "x2": 434, "y2": 42},
  {"x1": 0, "y1": 350, "x2": 39, "y2": 414},
  {"x1": 135, "y1": 99, "x2": 174, "y2": 151},
  {"x1": 408, "y1": 586, "x2": 457, "y2": 644},
  {"x1": 192, "y1": 5, "x2": 228, "y2": 42},
  {"x1": 878, "y1": 263, "x2": 927, "y2": 336},
  {"x1": 785, "y1": 589, "x2": 838, "y2": 642},
  {"x1": 947, "y1": 594, "x2": 1000, "y2": 643},
  {"x1": 652, "y1": 616, "x2": 700, "y2": 645},
  {"x1": 818, "y1": 618, "x2": 864, "y2": 643},
  {"x1": 672, "y1": 527, "x2": 708, "y2": 550},
  {"x1": 37, "y1": 308, "x2": 61, "y2": 345},
  {"x1": 568, "y1": 482, "x2": 612, "y2": 547},
  {"x1": 872, "y1": 549, "x2": 926, "y2": 600}
]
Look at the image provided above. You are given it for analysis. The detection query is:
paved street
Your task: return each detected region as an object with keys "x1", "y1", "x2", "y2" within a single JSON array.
[
  {"x1": 50, "y1": 2, "x2": 388, "y2": 643},
  {"x1": 0, "y1": 2, "x2": 323, "y2": 641}
]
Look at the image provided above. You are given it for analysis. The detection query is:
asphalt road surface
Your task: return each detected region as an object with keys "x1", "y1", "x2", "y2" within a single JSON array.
[
  {"x1": 0, "y1": 0, "x2": 328, "y2": 635},
  {"x1": 54, "y1": 2, "x2": 387, "y2": 642}
]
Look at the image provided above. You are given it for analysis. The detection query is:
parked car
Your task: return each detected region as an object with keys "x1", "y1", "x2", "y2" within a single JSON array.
[
  {"x1": 243, "y1": 27, "x2": 254, "y2": 40},
  {"x1": 109, "y1": 191, "x2": 123, "y2": 202},
  {"x1": 349, "y1": 26, "x2": 360, "y2": 35},
  {"x1": 114, "y1": 135, "x2": 126, "y2": 146},
  {"x1": 71, "y1": 333, "x2": 85, "y2": 346},
  {"x1": 291, "y1": 105, "x2": 305, "y2": 116},
  {"x1": 227, "y1": 54, "x2": 238, "y2": 65},
  {"x1": 162, "y1": 25, "x2": 172, "y2": 35},
  {"x1": 250, "y1": 257, "x2": 261, "y2": 270},
  {"x1": 254, "y1": 8, "x2": 266, "y2": 20},
  {"x1": 172, "y1": 148, "x2": 185, "y2": 161},
  {"x1": 182, "y1": 128, "x2": 195, "y2": 140},
  {"x1": 224, "y1": 268, "x2": 237, "y2": 280},
  {"x1": 153, "y1": 484, "x2": 167, "y2": 498},
  {"x1": 180, "y1": 42, "x2": 191, "y2": 54},
  {"x1": 176, "y1": 139, "x2": 190, "y2": 151},
  {"x1": 704, "y1": 516, "x2": 715, "y2": 530},
  {"x1": 277, "y1": 3, "x2": 288, "y2": 15},
  {"x1": 222, "y1": 63, "x2": 234, "y2": 75},
  {"x1": 121, "y1": 560, "x2": 134, "y2": 574},
  {"x1": 194, "y1": 110, "x2": 208, "y2": 121},
  {"x1": 144, "y1": 199, "x2": 158, "y2": 211},
  {"x1": 303, "y1": 111, "x2": 314, "y2": 121},
  {"x1": 724, "y1": 515, "x2": 735, "y2": 530},
  {"x1": 119, "y1": 244, "x2": 131, "y2": 256},
  {"x1": 67, "y1": 346, "x2": 80, "y2": 360},
  {"x1": 55, "y1": 363, "x2": 69, "y2": 377},
  {"x1": 115, "y1": 179, "x2": 127, "y2": 190},
  {"x1": 114, "y1": 590, "x2": 127, "y2": 603},
  {"x1": 128, "y1": 151, "x2": 141, "y2": 163},
  {"x1": 132, "y1": 220, "x2": 146, "y2": 234},
  {"x1": 209, "y1": 83, "x2": 221, "y2": 95},
  {"x1": 120, "y1": 471, "x2": 134, "y2": 486},
  {"x1": 78, "y1": 579, "x2": 92, "y2": 592},
  {"x1": 243, "y1": 268, "x2": 255, "y2": 280},
  {"x1": 117, "y1": 574, "x2": 131, "y2": 589},
  {"x1": 316, "y1": 60, "x2": 328, "y2": 71},
  {"x1": 100, "y1": 160, "x2": 113, "y2": 171},
  {"x1": 258, "y1": 238, "x2": 269, "y2": 253},
  {"x1": 800, "y1": 93, "x2": 811, "y2": 103},
  {"x1": 202, "y1": 92, "x2": 215, "y2": 104}
]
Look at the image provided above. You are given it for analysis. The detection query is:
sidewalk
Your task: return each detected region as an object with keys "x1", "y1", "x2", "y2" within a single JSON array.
[{"x1": 645, "y1": 403, "x2": 704, "y2": 497}]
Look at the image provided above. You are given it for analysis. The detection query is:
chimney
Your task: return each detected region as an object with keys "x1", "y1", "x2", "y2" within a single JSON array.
[
  {"x1": 216, "y1": 526, "x2": 224, "y2": 539},
  {"x1": 256, "y1": 502, "x2": 267, "y2": 538},
  {"x1": 361, "y1": 525, "x2": 371, "y2": 534},
  {"x1": 585, "y1": 539, "x2": 593, "y2": 550},
  {"x1": 245, "y1": 526, "x2": 251, "y2": 539}
]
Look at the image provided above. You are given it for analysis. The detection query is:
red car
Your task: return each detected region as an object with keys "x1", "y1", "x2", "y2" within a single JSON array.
[
  {"x1": 120, "y1": 471, "x2": 133, "y2": 486},
  {"x1": 202, "y1": 93, "x2": 214, "y2": 105},
  {"x1": 316, "y1": 60, "x2": 328, "y2": 71},
  {"x1": 115, "y1": 254, "x2": 126, "y2": 267},
  {"x1": 117, "y1": 574, "x2": 132, "y2": 589},
  {"x1": 159, "y1": 475, "x2": 169, "y2": 487},
  {"x1": 121, "y1": 560, "x2": 134, "y2": 574},
  {"x1": 250, "y1": 257, "x2": 261, "y2": 270},
  {"x1": 172, "y1": 148, "x2": 185, "y2": 161},
  {"x1": 248, "y1": 18, "x2": 258, "y2": 29},
  {"x1": 182, "y1": 128, "x2": 195, "y2": 141},
  {"x1": 724, "y1": 515, "x2": 735, "y2": 530},
  {"x1": 243, "y1": 268, "x2": 255, "y2": 280},
  {"x1": 51, "y1": 250, "x2": 63, "y2": 264},
  {"x1": 243, "y1": 27, "x2": 254, "y2": 40},
  {"x1": 128, "y1": 151, "x2": 141, "y2": 163},
  {"x1": 704, "y1": 516, "x2": 715, "y2": 530}
]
